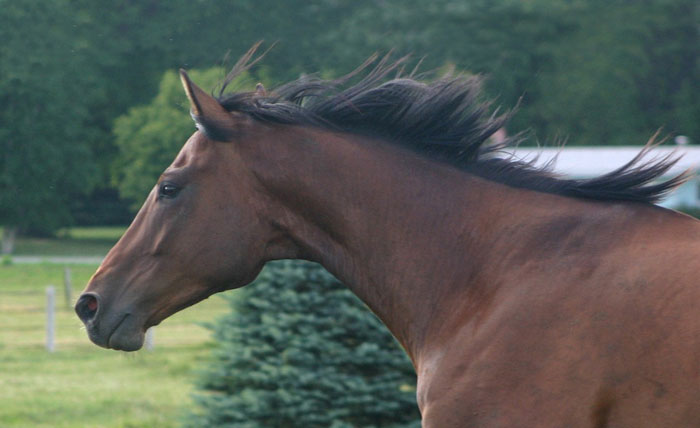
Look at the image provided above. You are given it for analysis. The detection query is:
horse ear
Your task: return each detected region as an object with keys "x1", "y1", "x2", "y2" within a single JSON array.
[{"x1": 179, "y1": 69, "x2": 240, "y2": 141}]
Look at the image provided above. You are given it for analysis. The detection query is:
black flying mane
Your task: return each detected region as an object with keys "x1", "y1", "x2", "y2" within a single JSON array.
[{"x1": 214, "y1": 47, "x2": 688, "y2": 204}]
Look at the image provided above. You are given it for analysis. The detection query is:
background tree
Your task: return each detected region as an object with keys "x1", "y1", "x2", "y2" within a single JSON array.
[
  {"x1": 186, "y1": 261, "x2": 420, "y2": 428},
  {"x1": 531, "y1": 0, "x2": 700, "y2": 145},
  {"x1": 2, "y1": 0, "x2": 696, "y2": 241},
  {"x1": 0, "y1": 0, "x2": 99, "y2": 249},
  {"x1": 112, "y1": 67, "x2": 256, "y2": 207},
  {"x1": 321, "y1": 0, "x2": 698, "y2": 145}
]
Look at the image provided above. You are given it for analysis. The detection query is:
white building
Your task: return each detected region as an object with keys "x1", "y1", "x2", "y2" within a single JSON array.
[{"x1": 509, "y1": 146, "x2": 700, "y2": 209}]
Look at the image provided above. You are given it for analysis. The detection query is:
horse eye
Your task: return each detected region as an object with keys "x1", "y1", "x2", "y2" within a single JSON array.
[{"x1": 159, "y1": 182, "x2": 180, "y2": 199}]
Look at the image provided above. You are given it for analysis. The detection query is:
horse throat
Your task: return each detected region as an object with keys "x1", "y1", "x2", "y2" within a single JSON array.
[{"x1": 245, "y1": 127, "x2": 514, "y2": 363}]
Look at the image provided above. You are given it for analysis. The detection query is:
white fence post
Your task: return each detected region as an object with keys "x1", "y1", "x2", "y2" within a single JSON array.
[
  {"x1": 145, "y1": 327, "x2": 155, "y2": 351},
  {"x1": 46, "y1": 285, "x2": 56, "y2": 352}
]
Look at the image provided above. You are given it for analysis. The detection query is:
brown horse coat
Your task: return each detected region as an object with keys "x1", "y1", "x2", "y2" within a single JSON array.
[{"x1": 77, "y1": 52, "x2": 700, "y2": 427}]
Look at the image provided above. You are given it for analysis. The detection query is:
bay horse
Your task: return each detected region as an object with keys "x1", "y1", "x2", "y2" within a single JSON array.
[{"x1": 76, "y1": 50, "x2": 700, "y2": 427}]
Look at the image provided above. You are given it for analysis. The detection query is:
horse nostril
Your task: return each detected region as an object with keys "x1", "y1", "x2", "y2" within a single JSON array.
[{"x1": 75, "y1": 293, "x2": 100, "y2": 323}]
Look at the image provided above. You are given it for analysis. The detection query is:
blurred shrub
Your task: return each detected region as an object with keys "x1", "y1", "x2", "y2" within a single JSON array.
[{"x1": 185, "y1": 261, "x2": 420, "y2": 428}]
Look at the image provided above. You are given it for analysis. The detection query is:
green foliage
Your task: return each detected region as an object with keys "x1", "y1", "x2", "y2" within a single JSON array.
[
  {"x1": 3, "y1": 0, "x2": 697, "y2": 231},
  {"x1": 112, "y1": 68, "x2": 256, "y2": 207},
  {"x1": 529, "y1": 0, "x2": 700, "y2": 145},
  {"x1": 322, "y1": 0, "x2": 698, "y2": 146},
  {"x1": 186, "y1": 261, "x2": 420, "y2": 428},
  {"x1": 0, "y1": 0, "x2": 99, "y2": 233},
  {"x1": 68, "y1": 188, "x2": 133, "y2": 226}
]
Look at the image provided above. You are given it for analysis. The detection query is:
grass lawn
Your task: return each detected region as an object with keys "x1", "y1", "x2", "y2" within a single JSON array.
[
  {"x1": 11, "y1": 226, "x2": 127, "y2": 257},
  {"x1": 0, "y1": 262, "x2": 236, "y2": 428}
]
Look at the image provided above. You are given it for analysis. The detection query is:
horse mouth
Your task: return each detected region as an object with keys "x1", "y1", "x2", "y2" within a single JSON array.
[
  {"x1": 85, "y1": 312, "x2": 144, "y2": 352},
  {"x1": 106, "y1": 313, "x2": 131, "y2": 349}
]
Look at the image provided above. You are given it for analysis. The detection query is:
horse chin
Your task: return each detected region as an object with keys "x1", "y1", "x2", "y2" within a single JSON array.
[
  {"x1": 107, "y1": 328, "x2": 145, "y2": 351},
  {"x1": 87, "y1": 313, "x2": 145, "y2": 352},
  {"x1": 108, "y1": 327, "x2": 145, "y2": 352}
]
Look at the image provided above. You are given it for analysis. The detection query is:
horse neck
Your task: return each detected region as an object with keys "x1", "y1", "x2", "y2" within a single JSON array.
[{"x1": 244, "y1": 125, "x2": 527, "y2": 362}]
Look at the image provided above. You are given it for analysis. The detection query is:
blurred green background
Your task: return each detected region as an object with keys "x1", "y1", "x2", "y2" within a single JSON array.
[
  {"x1": 0, "y1": 1, "x2": 697, "y2": 426},
  {"x1": 1, "y1": 0, "x2": 697, "y2": 241}
]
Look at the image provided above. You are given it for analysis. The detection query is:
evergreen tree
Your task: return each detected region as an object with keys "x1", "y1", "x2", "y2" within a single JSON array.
[{"x1": 186, "y1": 261, "x2": 420, "y2": 428}]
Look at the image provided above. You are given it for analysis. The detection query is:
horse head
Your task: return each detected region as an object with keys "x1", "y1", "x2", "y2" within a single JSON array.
[{"x1": 75, "y1": 72, "x2": 274, "y2": 350}]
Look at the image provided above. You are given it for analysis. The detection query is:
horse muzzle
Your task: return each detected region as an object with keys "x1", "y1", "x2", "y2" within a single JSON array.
[{"x1": 75, "y1": 292, "x2": 145, "y2": 351}]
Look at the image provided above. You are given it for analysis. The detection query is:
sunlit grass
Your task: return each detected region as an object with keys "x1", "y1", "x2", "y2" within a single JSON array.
[
  {"x1": 12, "y1": 226, "x2": 127, "y2": 256},
  {"x1": 57, "y1": 226, "x2": 127, "y2": 241},
  {"x1": 0, "y1": 263, "x2": 97, "y2": 292},
  {"x1": 0, "y1": 262, "x2": 236, "y2": 428}
]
